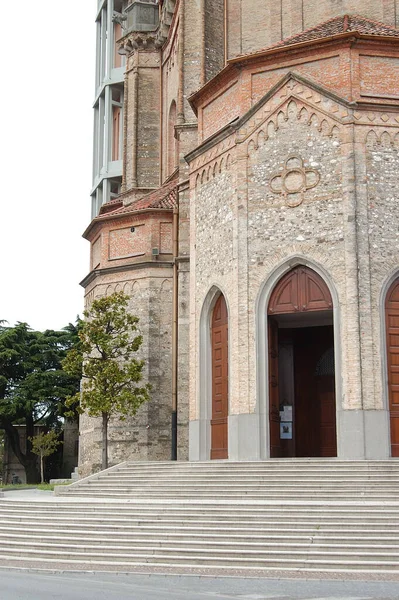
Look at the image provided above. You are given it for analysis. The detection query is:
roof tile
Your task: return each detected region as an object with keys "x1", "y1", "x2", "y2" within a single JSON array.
[{"x1": 96, "y1": 177, "x2": 178, "y2": 221}]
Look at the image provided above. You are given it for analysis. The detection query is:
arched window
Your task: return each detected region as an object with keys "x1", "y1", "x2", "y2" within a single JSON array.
[{"x1": 167, "y1": 101, "x2": 177, "y2": 176}]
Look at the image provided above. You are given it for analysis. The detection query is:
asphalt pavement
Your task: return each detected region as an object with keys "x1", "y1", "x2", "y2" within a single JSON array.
[{"x1": 0, "y1": 571, "x2": 398, "y2": 600}]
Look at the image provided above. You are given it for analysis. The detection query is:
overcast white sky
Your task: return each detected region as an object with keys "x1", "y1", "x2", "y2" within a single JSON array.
[{"x1": 0, "y1": 1, "x2": 96, "y2": 331}]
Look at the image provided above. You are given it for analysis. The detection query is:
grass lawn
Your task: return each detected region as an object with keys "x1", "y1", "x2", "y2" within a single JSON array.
[{"x1": 0, "y1": 483, "x2": 69, "y2": 491}]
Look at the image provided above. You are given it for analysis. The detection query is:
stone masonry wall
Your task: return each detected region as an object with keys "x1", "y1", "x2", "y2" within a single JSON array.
[
  {"x1": 190, "y1": 158, "x2": 236, "y2": 421},
  {"x1": 79, "y1": 268, "x2": 174, "y2": 477},
  {"x1": 245, "y1": 101, "x2": 346, "y2": 413},
  {"x1": 365, "y1": 127, "x2": 399, "y2": 411}
]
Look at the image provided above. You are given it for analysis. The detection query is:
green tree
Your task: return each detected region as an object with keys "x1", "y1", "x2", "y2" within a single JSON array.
[
  {"x1": 0, "y1": 322, "x2": 81, "y2": 483},
  {"x1": 63, "y1": 292, "x2": 150, "y2": 471},
  {"x1": 0, "y1": 430, "x2": 4, "y2": 482},
  {"x1": 29, "y1": 430, "x2": 63, "y2": 484}
]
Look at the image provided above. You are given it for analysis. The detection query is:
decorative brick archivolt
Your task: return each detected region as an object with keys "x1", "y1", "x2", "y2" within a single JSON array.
[
  {"x1": 246, "y1": 97, "x2": 341, "y2": 158},
  {"x1": 191, "y1": 138, "x2": 235, "y2": 173},
  {"x1": 366, "y1": 129, "x2": 399, "y2": 148},
  {"x1": 238, "y1": 78, "x2": 350, "y2": 147},
  {"x1": 85, "y1": 290, "x2": 95, "y2": 310},
  {"x1": 195, "y1": 152, "x2": 234, "y2": 189}
]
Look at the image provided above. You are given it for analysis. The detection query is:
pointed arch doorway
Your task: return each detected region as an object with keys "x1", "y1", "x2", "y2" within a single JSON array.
[
  {"x1": 211, "y1": 294, "x2": 228, "y2": 459},
  {"x1": 385, "y1": 278, "x2": 399, "y2": 457},
  {"x1": 268, "y1": 266, "x2": 337, "y2": 458}
]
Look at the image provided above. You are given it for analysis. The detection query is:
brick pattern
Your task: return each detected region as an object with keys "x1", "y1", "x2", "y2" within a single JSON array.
[
  {"x1": 202, "y1": 82, "x2": 239, "y2": 141},
  {"x1": 160, "y1": 222, "x2": 173, "y2": 254},
  {"x1": 109, "y1": 225, "x2": 146, "y2": 260},
  {"x1": 205, "y1": 0, "x2": 225, "y2": 81},
  {"x1": 359, "y1": 55, "x2": 399, "y2": 98},
  {"x1": 91, "y1": 236, "x2": 101, "y2": 270}
]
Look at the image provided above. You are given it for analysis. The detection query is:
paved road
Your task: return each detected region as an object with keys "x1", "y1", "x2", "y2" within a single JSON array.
[{"x1": 0, "y1": 571, "x2": 398, "y2": 600}]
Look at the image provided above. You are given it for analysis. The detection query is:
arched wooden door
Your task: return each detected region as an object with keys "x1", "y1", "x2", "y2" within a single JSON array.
[
  {"x1": 268, "y1": 266, "x2": 336, "y2": 458},
  {"x1": 385, "y1": 279, "x2": 399, "y2": 457},
  {"x1": 211, "y1": 294, "x2": 228, "y2": 459}
]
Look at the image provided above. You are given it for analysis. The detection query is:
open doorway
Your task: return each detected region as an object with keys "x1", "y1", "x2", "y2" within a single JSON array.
[{"x1": 268, "y1": 266, "x2": 337, "y2": 458}]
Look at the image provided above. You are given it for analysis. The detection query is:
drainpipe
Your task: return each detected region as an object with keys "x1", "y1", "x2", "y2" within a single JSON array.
[{"x1": 171, "y1": 205, "x2": 179, "y2": 460}]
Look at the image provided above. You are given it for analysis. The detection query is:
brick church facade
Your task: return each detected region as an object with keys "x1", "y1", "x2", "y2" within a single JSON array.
[{"x1": 79, "y1": 0, "x2": 399, "y2": 475}]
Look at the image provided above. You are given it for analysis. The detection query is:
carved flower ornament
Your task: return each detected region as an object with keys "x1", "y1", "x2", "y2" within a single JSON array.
[{"x1": 269, "y1": 156, "x2": 320, "y2": 208}]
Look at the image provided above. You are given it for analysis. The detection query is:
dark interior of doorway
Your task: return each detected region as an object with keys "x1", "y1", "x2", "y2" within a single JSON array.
[{"x1": 274, "y1": 322, "x2": 337, "y2": 458}]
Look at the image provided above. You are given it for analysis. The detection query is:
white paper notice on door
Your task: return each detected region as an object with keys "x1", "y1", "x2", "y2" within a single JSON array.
[
  {"x1": 280, "y1": 422, "x2": 293, "y2": 440},
  {"x1": 279, "y1": 405, "x2": 293, "y2": 422}
]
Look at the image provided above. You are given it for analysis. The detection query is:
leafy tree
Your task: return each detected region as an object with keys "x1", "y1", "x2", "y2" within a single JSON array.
[
  {"x1": 0, "y1": 321, "x2": 81, "y2": 483},
  {"x1": 0, "y1": 430, "x2": 4, "y2": 482},
  {"x1": 29, "y1": 430, "x2": 63, "y2": 484},
  {"x1": 63, "y1": 292, "x2": 150, "y2": 470}
]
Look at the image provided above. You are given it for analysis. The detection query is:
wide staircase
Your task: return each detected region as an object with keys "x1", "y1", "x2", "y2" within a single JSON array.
[{"x1": 1, "y1": 459, "x2": 399, "y2": 573}]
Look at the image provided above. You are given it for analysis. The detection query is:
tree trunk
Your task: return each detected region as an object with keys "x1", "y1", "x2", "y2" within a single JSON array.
[
  {"x1": 40, "y1": 453, "x2": 44, "y2": 484},
  {"x1": 25, "y1": 460, "x2": 40, "y2": 484},
  {"x1": 25, "y1": 414, "x2": 39, "y2": 483},
  {"x1": 102, "y1": 412, "x2": 108, "y2": 470}
]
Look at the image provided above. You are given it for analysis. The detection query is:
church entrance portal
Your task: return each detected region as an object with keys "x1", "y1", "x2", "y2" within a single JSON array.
[
  {"x1": 268, "y1": 266, "x2": 337, "y2": 458},
  {"x1": 385, "y1": 278, "x2": 399, "y2": 457},
  {"x1": 211, "y1": 294, "x2": 228, "y2": 459}
]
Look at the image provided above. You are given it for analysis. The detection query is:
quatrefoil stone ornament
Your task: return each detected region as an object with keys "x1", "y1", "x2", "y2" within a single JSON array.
[{"x1": 269, "y1": 156, "x2": 320, "y2": 208}]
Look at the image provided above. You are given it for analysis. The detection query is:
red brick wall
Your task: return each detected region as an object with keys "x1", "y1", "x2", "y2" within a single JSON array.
[
  {"x1": 202, "y1": 81, "x2": 239, "y2": 141},
  {"x1": 88, "y1": 212, "x2": 173, "y2": 272},
  {"x1": 195, "y1": 39, "x2": 399, "y2": 142}
]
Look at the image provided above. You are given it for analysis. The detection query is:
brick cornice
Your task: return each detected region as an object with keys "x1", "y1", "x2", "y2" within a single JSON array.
[
  {"x1": 83, "y1": 208, "x2": 173, "y2": 241},
  {"x1": 80, "y1": 260, "x2": 174, "y2": 289}
]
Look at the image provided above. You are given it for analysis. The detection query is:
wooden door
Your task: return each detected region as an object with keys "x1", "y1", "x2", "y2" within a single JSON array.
[
  {"x1": 268, "y1": 266, "x2": 332, "y2": 315},
  {"x1": 211, "y1": 295, "x2": 228, "y2": 459},
  {"x1": 269, "y1": 318, "x2": 281, "y2": 457},
  {"x1": 294, "y1": 326, "x2": 336, "y2": 457},
  {"x1": 386, "y1": 280, "x2": 399, "y2": 457},
  {"x1": 316, "y1": 368, "x2": 336, "y2": 457}
]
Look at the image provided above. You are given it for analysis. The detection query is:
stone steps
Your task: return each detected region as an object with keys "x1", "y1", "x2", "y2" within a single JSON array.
[
  {"x1": 56, "y1": 492, "x2": 399, "y2": 501},
  {"x1": 0, "y1": 547, "x2": 398, "y2": 571},
  {"x1": 1, "y1": 530, "x2": 399, "y2": 547},
  {"x1": 2, "y1": 459, "x2": 399, "y2": 572}
]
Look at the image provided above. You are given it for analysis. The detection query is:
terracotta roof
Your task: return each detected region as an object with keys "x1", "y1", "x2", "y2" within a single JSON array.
[
  {"x1": 243, "y1": 14, "x2": 399, "y2": 57},
  {"x1": 97, "y1": 178, "x2": 178, "y2": 220}
]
